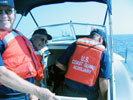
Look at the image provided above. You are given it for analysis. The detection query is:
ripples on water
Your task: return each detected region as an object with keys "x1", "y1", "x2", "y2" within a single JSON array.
[{"x1": 113, "y1": 34, "x2": 133, "y2": 58}]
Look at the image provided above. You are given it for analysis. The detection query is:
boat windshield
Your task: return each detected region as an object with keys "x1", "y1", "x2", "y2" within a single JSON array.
[
  {"x1": 36, "y1": 22, "x2": 105, "y2": 41},
  {"x1": 15, "y1": 2, "x2": 107, "y2": 38}
]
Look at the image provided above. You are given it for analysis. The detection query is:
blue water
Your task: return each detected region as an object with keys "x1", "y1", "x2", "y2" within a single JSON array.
[{"x1": 113, "y1": 34, "x2": 133, "y2": 58}]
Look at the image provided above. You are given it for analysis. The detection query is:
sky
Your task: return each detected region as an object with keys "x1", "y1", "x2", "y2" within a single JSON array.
[
  {"x1": 112, "y1": 0, "x2": 133, "y2": 34},
  {"x1": 14, "y1": 0, "x2": 133, "y2": 35}
]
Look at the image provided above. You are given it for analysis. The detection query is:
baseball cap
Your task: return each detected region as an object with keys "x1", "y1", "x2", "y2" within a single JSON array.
[
  {"x1": 0, "y1": 0, "x2": 14, "y2": 8},
  {"x1": 90, "y1": 28, "x2": 107, "y2": 47},
  {"x1": 33, "y1": 28, "x2": 52, "y2": 40}
]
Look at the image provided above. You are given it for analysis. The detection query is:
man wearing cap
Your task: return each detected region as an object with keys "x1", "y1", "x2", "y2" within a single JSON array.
[
  {"x1": 0, "y1": 0, "x2": 60, "y2": 100},
  {"x1": 30, "y1": 28, "x2": 52, "y2": 51},
  {"x1": 29, "y1": 29, "x2": 52, "y2": 99},
  {"x1": 55, "y1": 28, "x2": 110, "y2": 100},
  {"x1": 30, "y1": 28, "x2": 52, "y2": 66}
]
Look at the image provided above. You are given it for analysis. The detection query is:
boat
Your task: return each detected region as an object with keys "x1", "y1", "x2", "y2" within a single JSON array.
[{"x1": 14, "y1": 0, "x2": 133, "y2": 100}]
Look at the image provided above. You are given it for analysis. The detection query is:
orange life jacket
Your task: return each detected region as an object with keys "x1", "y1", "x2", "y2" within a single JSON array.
[
  {"x1": 0, "y1": 30, "x2": 44, "y2": 83},
  {"x1": 65, "y1": 38, "x2": 105, "y2": 86},
  {"x1": 34, "y1": 50, "x2": 43, "y2": 64},
  {"x1": 34, "y1": 51, "x2": 44, "y2": 81}
]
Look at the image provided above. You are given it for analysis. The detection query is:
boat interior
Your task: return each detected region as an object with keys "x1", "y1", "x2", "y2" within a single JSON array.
[{"x1": 14, "y1": 0, "x2": 133, "y2": 100}]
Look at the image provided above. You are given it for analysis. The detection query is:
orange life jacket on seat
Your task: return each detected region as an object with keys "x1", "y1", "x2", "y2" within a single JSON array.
[
  {"x1": 65, "y1": 38, "x2": 105, "y2": 86},
  {"x1": 0, "y1": 30, "x2": 44, "y2": 83}
]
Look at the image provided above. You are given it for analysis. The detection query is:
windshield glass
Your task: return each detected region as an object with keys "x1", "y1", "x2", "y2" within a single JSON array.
[
  {"x1": 27, "y1": 22, "x2": 105, "y2": 41},
  {"x1": 14, "y1": 2, "x2": 107, "y2": 37}
]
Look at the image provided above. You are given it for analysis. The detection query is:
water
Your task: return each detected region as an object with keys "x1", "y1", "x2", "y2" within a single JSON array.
[{"x1": 113, "y1": 34, "x2": 133, "y2": 58}]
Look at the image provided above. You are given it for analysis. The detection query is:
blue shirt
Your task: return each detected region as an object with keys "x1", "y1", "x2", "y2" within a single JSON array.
[
  {"x1": 0, "y1": 40, "x2": 34, "y2": 95},
  {"x1": 57, "y1": 42, "x2": 110, "y2": 92}
]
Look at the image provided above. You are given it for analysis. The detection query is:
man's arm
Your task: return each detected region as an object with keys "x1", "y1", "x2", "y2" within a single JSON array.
[
  {"x1": 99, "y1": 78, "x2": 109, "y2": 100},
  {"x1": 29, "y1": 80, "x2": 41, "y2": 100},
  {"x1": 0, "y1": 66, "x2": 59, "y2": 100}
]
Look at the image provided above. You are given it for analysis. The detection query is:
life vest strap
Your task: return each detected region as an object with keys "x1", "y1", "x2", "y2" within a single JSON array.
[{"x1": 3, "y1": 31, "x2": 18, "y2": 47}]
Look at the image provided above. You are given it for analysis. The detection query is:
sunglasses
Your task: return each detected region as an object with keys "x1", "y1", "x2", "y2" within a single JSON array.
[
  {"x1": 0, "y1": 9, "x2": 14, "y2": 15},
  {"x1": 33, "y1": 35, "x2": 47, "y2": 43}
]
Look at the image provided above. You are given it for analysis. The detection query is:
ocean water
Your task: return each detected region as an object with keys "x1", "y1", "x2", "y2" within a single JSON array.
[{"x1": 113, "y1": 34, "x2": 133, "y2": 58}]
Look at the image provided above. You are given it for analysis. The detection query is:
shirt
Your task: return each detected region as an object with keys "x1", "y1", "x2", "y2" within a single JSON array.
[{"x1": 57, "y1": 42, "x2": 110, "y2": 92}]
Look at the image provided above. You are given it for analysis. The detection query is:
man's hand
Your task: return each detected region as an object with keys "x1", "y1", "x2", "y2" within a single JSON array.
[
  {"x1": 29, "y1": 94, "x2": 38, "y2": 100},
  {"x1": 56, "y1": 61, "x2": 66, "y2": 71},
  {"x1": 36, "y1": 88, "x2": 61, "y2": 100}
]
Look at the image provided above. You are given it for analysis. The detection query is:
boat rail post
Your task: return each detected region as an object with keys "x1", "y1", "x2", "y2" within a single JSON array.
[
  {"x1": 29, "y1": 11, "x2": 39, "y2": 28},
  {"x1": 125, "y1": 48, "x2": 128, "y2": 63},
  {"x1": 107, "y1": 0, "x2": 116, "y2": 100},
  {"x1": 15, "y1": 15, "x2": 23, "y2": 29}
]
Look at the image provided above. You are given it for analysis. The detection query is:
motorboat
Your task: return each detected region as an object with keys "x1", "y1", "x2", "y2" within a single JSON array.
[{"x1": 14, "y1": 0, "x2": 133, "y2": 100}]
